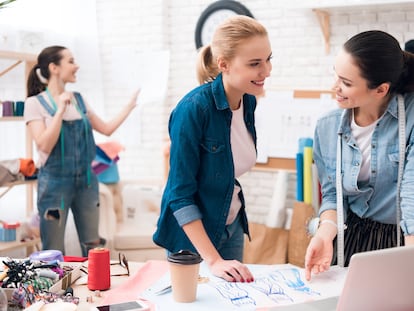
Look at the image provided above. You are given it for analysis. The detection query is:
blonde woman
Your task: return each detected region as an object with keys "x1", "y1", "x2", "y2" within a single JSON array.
[{"x1": 153, "y1": 15, "x2": 272, "y2": 282}]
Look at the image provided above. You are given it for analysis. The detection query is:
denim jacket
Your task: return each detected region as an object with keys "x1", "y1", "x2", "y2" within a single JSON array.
[
  {"x1": 153, "y1": 73, "x2": 257, "y2": 253},
  {"x1": 315, "y1": 93, "x2": 414, "y2": 235}
]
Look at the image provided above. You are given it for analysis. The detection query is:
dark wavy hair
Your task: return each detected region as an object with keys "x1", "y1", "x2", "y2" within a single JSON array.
[{"x1": 344, "y1": 30, "x2": 414, "y2": 94}]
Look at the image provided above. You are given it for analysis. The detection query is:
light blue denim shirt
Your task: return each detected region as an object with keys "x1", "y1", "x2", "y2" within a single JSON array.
[
  {"x1": 153, "y1": 73, "x2": 257, "y2": 253},
  {"x1": 315, "y1": 93, "x2": 414, "y2": 235}
]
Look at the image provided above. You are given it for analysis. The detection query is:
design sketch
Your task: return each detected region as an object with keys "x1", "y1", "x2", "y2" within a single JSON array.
[
  {"x1": 269, "y1": 268, "x2": 320, "y2": 296},
  {"x1": 211, "y1": 267, "x2": 320, "y2": 308},
  {"x1": 250, "y1": 275, "x2": 293, "y2": 303},
  {"x1": 214, "y1": 282, "x2": 256, "y2": 307}
]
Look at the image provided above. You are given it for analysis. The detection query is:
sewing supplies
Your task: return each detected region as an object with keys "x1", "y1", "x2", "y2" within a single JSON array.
[
  {"x1": 87, "y1": 248, "x2": 111, "y2": 291},
  {"x1": 0, "y1": 257, "x2": 79, "y2": 308}
]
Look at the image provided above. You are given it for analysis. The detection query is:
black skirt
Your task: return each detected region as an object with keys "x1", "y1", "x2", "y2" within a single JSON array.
[{"x1": 331, "y1": 210, "x2": 404, "y2": 267}]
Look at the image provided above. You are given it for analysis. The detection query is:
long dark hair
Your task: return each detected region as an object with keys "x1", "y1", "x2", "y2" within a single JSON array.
[
  {"x1": 26, "y1": 46, "x2": 66, "y2": 97},
  {"x1": 344, "y1": 30, "x2": 414, "y2": 94}
]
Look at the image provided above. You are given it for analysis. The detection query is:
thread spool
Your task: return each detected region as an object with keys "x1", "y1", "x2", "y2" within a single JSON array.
[
  {"x1": 15, "y1": 101, "x2": 24, "y2": 116},
  {"x1": 2, "y1": 101, "x2": 14, "y2": 117},
  {"x1": 87, "y1": 248, "x2": 110, "y2": 291}
]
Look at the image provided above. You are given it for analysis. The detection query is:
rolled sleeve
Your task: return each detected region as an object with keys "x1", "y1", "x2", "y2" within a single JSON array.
[{"x1": 173, "y1": 204, "x2": 203, "y2": 226}]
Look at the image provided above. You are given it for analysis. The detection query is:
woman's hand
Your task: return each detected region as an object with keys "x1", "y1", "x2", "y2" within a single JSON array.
[
  {"x1": 127, "y1": 89, "x2": 140, "y2": 111},
  {"x1": 304, "y1": 235, "x2": 334, "y2": 281},
  {"x1": 56, "y1": 91, "x2": 73, "y2": 115},
  {"x1": 209, "y1": 258, "x2": 254, "y2": 283},
  {"x1": 405, "y1": 235, "x2": 414, "y2": 245}
]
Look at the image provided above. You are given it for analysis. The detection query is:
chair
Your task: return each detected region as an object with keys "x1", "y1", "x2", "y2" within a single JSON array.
[{"x1": 98, "y1": 180, "x2": 166, "y2": 262}]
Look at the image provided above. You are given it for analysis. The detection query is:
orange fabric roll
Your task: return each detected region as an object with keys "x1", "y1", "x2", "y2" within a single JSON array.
[{"x1": 19, "y1": 158, "x2": 36, "y2": 177}]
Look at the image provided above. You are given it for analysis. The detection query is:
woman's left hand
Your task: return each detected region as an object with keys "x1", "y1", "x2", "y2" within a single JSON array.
[
  {"x1": 404, "y1": 235, "x2": 414, "y2": 245},
  {"x1": 209, "y1": 258, "x2": 254, "y2": 283},
  {"x1": 128, "y1": 89, "x2": 140, "y2": 110}
]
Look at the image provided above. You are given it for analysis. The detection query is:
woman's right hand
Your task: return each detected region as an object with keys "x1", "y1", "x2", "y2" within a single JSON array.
[
  {"x1": 209, "y1": 258, "x2": 254, "y2": 283},
  {"x1": 56, "y1": 91, "x2": 73, "y2": 115},
  {"x1": 304, "y1": 235, "x2": 334, "y2": 281}
]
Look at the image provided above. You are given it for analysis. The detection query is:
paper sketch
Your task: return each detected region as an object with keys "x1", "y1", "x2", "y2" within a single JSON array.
[
  {"x1": 210, "y1": 267, "x2": 320, "y2": 308},
  {"x1": 141, "y1": 263, "x2": 347, "y2": 311}
]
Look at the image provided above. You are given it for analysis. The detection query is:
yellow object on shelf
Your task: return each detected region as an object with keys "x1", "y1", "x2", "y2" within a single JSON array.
[{"x1": 303, "y1": 146, "x2": 313, "y2": 205}]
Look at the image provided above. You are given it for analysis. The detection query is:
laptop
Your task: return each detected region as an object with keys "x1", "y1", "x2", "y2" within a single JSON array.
[
  {"x1": 336, "y1": 245, "x2": 414, "y2": 311},
  {"x1": 270, "y1": 245, "x2": 414, "y2": 311}
]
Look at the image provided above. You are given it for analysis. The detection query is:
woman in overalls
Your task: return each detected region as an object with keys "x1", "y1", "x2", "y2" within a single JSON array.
[{"x1": 24, "y1": 46, "x2": 138, "y2": 257}]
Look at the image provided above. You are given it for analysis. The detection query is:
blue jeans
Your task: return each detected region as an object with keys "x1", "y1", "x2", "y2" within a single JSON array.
[
  {"x1": 217, "y1": 213, "x2": 244, "y2": 261},
  {"x1": 166, "y1": 213, "x2": 245, "y2": 261},
  {"x1": 38, "y1": 169, "x2": 101, "y2": 257}
]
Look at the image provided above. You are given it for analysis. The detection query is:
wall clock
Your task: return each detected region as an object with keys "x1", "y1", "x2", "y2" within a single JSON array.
[{"x1": 194, "y1": 0, "x2": 254, "y2": 50}]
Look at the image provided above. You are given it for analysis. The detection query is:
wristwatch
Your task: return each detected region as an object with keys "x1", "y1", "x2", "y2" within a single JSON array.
[
  {"x1": 307, "y1": 217, "x2": 338, "y2": 236},
  {"x1": 194, "y1": 0, "x2": 254, "y2": 49}
]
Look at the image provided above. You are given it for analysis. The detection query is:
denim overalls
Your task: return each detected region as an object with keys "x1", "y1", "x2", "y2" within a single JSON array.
[{"x1": 36, "y1": 92, "x2": 101, "y2": 256}]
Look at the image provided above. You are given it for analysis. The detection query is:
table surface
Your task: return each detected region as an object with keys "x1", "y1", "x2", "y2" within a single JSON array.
[
  {"x1": 71, "y1": 260, "x2": 344, "y2": 311},
  {"x1": 72, "y1": 261, "x2": 146, "y2": 311}
]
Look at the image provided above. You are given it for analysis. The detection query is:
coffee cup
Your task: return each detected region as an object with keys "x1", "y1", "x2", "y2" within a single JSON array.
[{"x1": 167, "y1": 250, "x2": 203, "y2": 303}]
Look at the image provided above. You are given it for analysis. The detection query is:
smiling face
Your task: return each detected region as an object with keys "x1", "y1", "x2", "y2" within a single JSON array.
[
  {"x1": 332, "y1": 49, "x2": 378, "y2": 110},
  {"x1": 220, "y1": 35, "x2": 272, "y2": 107},
  {"x1": 49, "y1": 49, "x2": 79, "y2": 84}
]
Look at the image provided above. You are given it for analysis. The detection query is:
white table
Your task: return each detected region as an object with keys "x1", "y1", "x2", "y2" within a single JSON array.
[{"x1": 72, "y1": 261, "x2": 145, "y2": 311}]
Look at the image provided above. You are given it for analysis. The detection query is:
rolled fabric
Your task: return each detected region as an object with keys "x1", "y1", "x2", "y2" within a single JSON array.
[
  {"x1": 19, "y1": 158, "x2": 36, "y2": 177},
  {"x1": 30, "y1": 250, "x2": 64, "y2": 262}
]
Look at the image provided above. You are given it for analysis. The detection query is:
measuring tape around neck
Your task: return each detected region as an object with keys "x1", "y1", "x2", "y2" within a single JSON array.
[
  {"x1": 336, "y1": 129, "x2": 345, "y2": 267},
  {"x1": 396, "y1": 94, "x2": 405, "y2": 245}
]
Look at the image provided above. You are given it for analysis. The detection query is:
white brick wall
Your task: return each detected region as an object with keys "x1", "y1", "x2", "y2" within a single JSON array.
[
  {"x1": 94, "y1": 0, "x2": 414, "y2": 224},
  {"x1": 3, "y1": 0, "x2": 414, "y2": 225}
]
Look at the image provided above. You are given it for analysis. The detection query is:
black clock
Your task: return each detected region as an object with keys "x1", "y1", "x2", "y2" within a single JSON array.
[{"x1": 194, "y1": 0, "x2": 254, "y2": 50}]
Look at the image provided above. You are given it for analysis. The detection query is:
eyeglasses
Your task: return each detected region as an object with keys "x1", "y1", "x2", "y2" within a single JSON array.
[{"x1": 110, "y1": 252, "x2": 130, "y2": 277}]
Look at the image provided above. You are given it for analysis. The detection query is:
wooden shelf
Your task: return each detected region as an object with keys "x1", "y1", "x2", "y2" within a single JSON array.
[
  {"x1": 0, "y1": 50, "x2": 37, "y2": 256},
  {"x1": 0, "y1": 180, "x2": 36, "y2": 200},
  {"x1": 0, "y1": 49, "x2": 36, "y2": 79},
  {"x1": 0, "y1": 117, "x2": 24, "y2": 122},
  {"x1": 0, "y1": 237, "x2": 40, "y2": 253},
  {"x1": 283, "y1": 1, "x2": 414, "y2": 54},
  {"x1": 255, "y1": 158, "x2": 296, "y2": 172},
  {"x1": 0, "y1": 50, "x2": 37, "y2": 62}
]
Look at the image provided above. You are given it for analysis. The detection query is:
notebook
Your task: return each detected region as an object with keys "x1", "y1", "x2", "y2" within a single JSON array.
[{"x1": 270, "y1": 245, "x2": 414, "y2": 311}]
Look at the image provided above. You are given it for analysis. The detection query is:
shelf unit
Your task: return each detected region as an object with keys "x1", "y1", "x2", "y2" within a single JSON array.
[
  {"x1": 284, "y1": 1, "x2": 414, "y2": 54},
  {"x1": 0, "y1": 50, "x2": 40, "y2": 255}
]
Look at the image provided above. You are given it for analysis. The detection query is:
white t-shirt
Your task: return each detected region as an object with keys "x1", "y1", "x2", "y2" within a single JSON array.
[
  {"x1": 351, "y1": 110, "x2": 381, "y2": 181},
  {"x1": 227, "y1": 100, "x2": 256, "y2": 225},
  {"x1": 24, "y1": 91, "x2": 93, "y2": 166}
]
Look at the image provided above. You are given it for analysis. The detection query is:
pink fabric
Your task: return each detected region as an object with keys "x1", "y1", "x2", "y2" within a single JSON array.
[
  {"x1": 97, "y1": 141, "x2": 124, "y2": 160},
  {"x1": 100, "y1": 260, "x2": 169, "y2": 309}
]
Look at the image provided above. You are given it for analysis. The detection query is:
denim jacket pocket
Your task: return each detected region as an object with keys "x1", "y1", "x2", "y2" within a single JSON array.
[
  {"x1": 199, "y1": 139, "x2": 227, "y2": 182},
  {"x1": 200, "y1": 139, "x2": 225, "y2": 154},
  {"x1": 388, "y1": 151, "x2": 399, "y2": 182}
]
